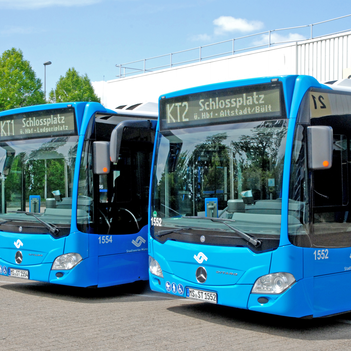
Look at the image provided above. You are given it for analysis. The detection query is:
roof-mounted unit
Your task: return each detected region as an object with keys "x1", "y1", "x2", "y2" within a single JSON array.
[{"x1": 324, "y1": 77, "x2": 351, "y2": 92}]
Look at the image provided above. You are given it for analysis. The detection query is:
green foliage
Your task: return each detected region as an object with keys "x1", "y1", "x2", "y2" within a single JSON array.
[
  {"x1": 231, "y1": 121, "x2": 287, "y2": 199},
  {"x1": 1, "y1": 136, "x2": 76, "y2": 213},
  {"x1": 0, "y1": 48, "x2": 45, "y2": 111},
  {"x1": 47, "y1": 159, "x2": 65, "y2": 195},
  {"x1": 25, "y1": 159, "x2": 46, "y2": 196},
  {"x1": 49, "y1": 68, "x2": 100, "y2": 103},
  {"x1": 5, "y1": 154, "x2": 24, "y2": 207},
  {"x1": 157, "y1": 123, "x2": 287, "y2": 215}
]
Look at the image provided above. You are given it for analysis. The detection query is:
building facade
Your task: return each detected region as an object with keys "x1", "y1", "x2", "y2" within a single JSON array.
[{"x1": 94, "y1": 31, "x2": 351, "y2": 109}]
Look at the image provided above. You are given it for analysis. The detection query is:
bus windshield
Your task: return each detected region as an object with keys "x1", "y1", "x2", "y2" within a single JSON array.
[
  {"x1": 151, "y1": 119, "x2": 288, "y2": 250},
  {"x1": 0, "y1": 136, "x2": 78, "y2": 235}
]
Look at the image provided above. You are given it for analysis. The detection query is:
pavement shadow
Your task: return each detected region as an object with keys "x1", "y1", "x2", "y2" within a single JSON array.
[
  {"x1": 168, "y1": 302, "x2": 351, "y2": 341},
  {"x1": 0, "y1": 279, "x2": 172, "y2": 303}
]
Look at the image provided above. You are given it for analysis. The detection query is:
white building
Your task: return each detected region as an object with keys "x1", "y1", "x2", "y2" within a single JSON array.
[{"x1": 94, "y1": 30, "x2": 351, "y2": 110}]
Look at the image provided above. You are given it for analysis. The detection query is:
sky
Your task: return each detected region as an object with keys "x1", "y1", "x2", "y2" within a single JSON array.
[{"x1": 0, "y1": 0, "x2": 350, "y2": 96}]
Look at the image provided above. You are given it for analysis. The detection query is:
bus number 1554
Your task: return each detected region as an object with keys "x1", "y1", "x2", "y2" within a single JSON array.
[{"x1": 98, "y1": 235, "x2": 113, "y2": 244}]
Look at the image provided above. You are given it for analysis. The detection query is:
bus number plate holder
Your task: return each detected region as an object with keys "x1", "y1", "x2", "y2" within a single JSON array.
[
  {"x1": 9, "y1": 268, "x2": 29, "y2": 279},
  {"x1": 186, "y1": 288, "x2": 217, "y2": 303}
]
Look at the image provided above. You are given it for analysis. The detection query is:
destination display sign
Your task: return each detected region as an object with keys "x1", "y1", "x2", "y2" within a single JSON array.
[
  {"x1": 0, "y1": 107, "x2": 77, "y2": 141},
  {"x1": 160, "y1": 83, "x2": 285, "y2": 130},
  {"x1": 309, "y1": 90, "x2": 351, "y2": 119}
]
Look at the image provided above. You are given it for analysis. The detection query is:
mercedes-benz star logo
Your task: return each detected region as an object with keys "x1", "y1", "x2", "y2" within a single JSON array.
[
  {"x1": 196, "y1": 266, "x2": 207, "y2": 283},
  {"x1": 15, "y1": 251, "x2": 23, "y2": 264}
]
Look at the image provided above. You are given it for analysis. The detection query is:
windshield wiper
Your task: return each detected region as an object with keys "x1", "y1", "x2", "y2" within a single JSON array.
[
  {"x1": 155, "y1": 227, "x2": 193, "y2": 237},
  {"x1": 184, "y1": 216, "x2": 261, "y2": 247},
  {"x1": 15, "y1": 211, "x2": 60, "y2": 236},
  {"x1": 0, "y1": 219, "x2": 12, "y2": 225}
]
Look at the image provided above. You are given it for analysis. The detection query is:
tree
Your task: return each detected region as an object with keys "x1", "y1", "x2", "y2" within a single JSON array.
[
  {"x1": 0, "y1": 48, "x2": 45, "y2": 111},
  {"x1": 231, "y1": 120, "x2": 287, "y2": 199},
  {"x1": 49, "y1": 68, "x2": 100, "y2": 103}
]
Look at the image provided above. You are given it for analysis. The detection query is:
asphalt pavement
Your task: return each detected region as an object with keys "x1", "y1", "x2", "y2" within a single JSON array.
[{"x1": 0, "y1": 276, "x2": 350, "y2": 350}]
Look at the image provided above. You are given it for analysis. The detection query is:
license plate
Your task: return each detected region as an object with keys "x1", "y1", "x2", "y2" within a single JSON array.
[
  {"x1": 9, "y1": 268, "x2": 29, "y2": 279},
  {"x1": 186, "y1": 288, "x2": 217, "y2": 303}
]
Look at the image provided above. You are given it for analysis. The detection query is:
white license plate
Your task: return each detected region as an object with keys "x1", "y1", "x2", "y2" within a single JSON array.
[
  {"x1": 186, "y1": 288, "x2": 217, "y2": 303},
  {"x1": 9, "y1": 268, "x2": 29, "y2": 279}
]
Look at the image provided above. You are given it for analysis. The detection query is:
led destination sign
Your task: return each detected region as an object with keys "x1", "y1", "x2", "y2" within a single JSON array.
[
  {"x1": 161, "y1": 83, "x2": 285, "y2": 130},
  {"x1": 0, "y1": 107, "x2": 77, "y2": 141}
]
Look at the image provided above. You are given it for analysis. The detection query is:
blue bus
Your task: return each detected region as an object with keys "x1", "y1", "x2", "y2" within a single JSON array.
[
  {"x1": 148, "y1": 75, "x2": 351, "y2": 318},
  {"x1": 0, "y1": 101, "x2": 157, "y2": 287}
]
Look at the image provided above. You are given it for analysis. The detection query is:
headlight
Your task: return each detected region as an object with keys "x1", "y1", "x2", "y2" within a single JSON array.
[
  {"x1": 252, "y1": 272, "x2": 295, "y2": 294},
  {"x1": 149, "y1": 256, "x2": 163, "y2": 278},
  {"x1": 52, "y1": 253, "x2": 83, "y2": 270}
]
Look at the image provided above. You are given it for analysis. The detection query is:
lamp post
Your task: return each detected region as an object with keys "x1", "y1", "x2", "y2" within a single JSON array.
[
  {"x1": 43, "y1": 61, "x2": 52, "y2": 101},
  {"x1": 43, "y1": 61, "x2": 51, "y2": 199}
]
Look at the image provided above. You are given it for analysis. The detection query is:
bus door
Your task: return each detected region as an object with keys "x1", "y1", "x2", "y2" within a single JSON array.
[
  {"x1": 93, "y1": 120, "x2": 155, "y2": 287},
  {"x1": 304, "y1": 101, "x2": 351, "y2": 316},
  {"x1": 290, "y1": 90, "x2": 351, "y2": 316}
]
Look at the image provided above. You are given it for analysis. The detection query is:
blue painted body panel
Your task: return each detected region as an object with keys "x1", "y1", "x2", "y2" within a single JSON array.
[
  {"x1": 43, "y1": 227, "x2": 148, "y2": 288},
  {"x1": 247, "y1": 278, "x2": 314, "y2": 317},
  {"x1": 96, "y1": 226, "x2": 148, "y2": 287},
  {"x1": 153, "y1": 240, "x2": 272, "y2": 286},
  {"x1": 149, "y1": 271, "x2": 253, "y2": 310},
  {"x1": 0, "y1": 232, "x2": 65, "y2": 282},
  {"x1": 149, "y1": 75, "x2": 351, "y2": 318},
  {"x1": 304, "y1": 247, "x2": 351, "y2": 317}
]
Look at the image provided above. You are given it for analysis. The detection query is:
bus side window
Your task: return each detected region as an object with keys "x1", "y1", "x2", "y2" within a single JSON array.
[
  {"x1": 109, "y1": 150, "x2": 139, "y2": 234},
  {"x1": 313, "y1": 135, "x2": 348, "y2": 212},
  {"x1": 113, "y1": 170, "x2": 131, "y2": 203},
  {"x1": 312, "y1": 132, "x2": 351, "y2": 248}
]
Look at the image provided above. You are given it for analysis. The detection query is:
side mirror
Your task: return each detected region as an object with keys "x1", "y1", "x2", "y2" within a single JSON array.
[
  {"x1": 307, "y1": 126, "x2": 333, "y2": 170},
  {"x1": 110, "y1": 120, "x2": 153, "y2": 163},
  {"x1": 110, "y1": 125, "x2": 122, "y2": 163},
  {"x1": 93, "y1": 141, "x2": 110, "y2": 174}
]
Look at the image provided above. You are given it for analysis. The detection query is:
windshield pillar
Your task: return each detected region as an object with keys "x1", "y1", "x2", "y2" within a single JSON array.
[{"x1": 1, "y1": 174, "x2": 5, "y2": 214}]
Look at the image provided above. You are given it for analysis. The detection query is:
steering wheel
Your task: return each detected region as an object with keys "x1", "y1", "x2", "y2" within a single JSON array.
[
  {"x1": 117, "y1": 208, "x2": 140, "y2": 231},
  {"x1": 99, "y1": 208, "x2": 111, "y2": 234}
]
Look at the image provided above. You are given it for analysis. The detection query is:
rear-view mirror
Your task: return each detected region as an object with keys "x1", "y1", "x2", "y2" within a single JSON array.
[
  {"x1": 93, "y1": 141, "x2": 110, "y2": 174},
  {"x1": 307, "y1": 126, "x2": 333, "y2": 170}
]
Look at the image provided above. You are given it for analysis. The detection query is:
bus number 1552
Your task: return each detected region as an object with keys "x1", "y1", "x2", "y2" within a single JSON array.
[{"x1": 313, "y1": 249, "x2": 329, "y2": 260}]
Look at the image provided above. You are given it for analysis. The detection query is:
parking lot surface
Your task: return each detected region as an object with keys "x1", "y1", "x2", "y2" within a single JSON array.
[{"x1": 0, "y1": 276, "x2": 350, "y2": 350}]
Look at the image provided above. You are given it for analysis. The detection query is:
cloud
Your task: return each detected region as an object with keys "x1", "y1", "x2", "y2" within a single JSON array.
[
  {"x1": 0, "y1": 0, "x2": 103, "y2": 9},
  {"x1": 213, "y1": 16, "x2": 264, "y2": 35},
  {"x1": 253, "y1": 32, "x2": 306, "y2": 46},
  {"x1": 0, "y1": 26, "x2": 35, "y2": 35},
  {"x1": 190, "y1": 16, "x2": 264, "y2": 42},
  {"x1": 190, "y1": 33, "x2": 212, "y2": 42}
]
